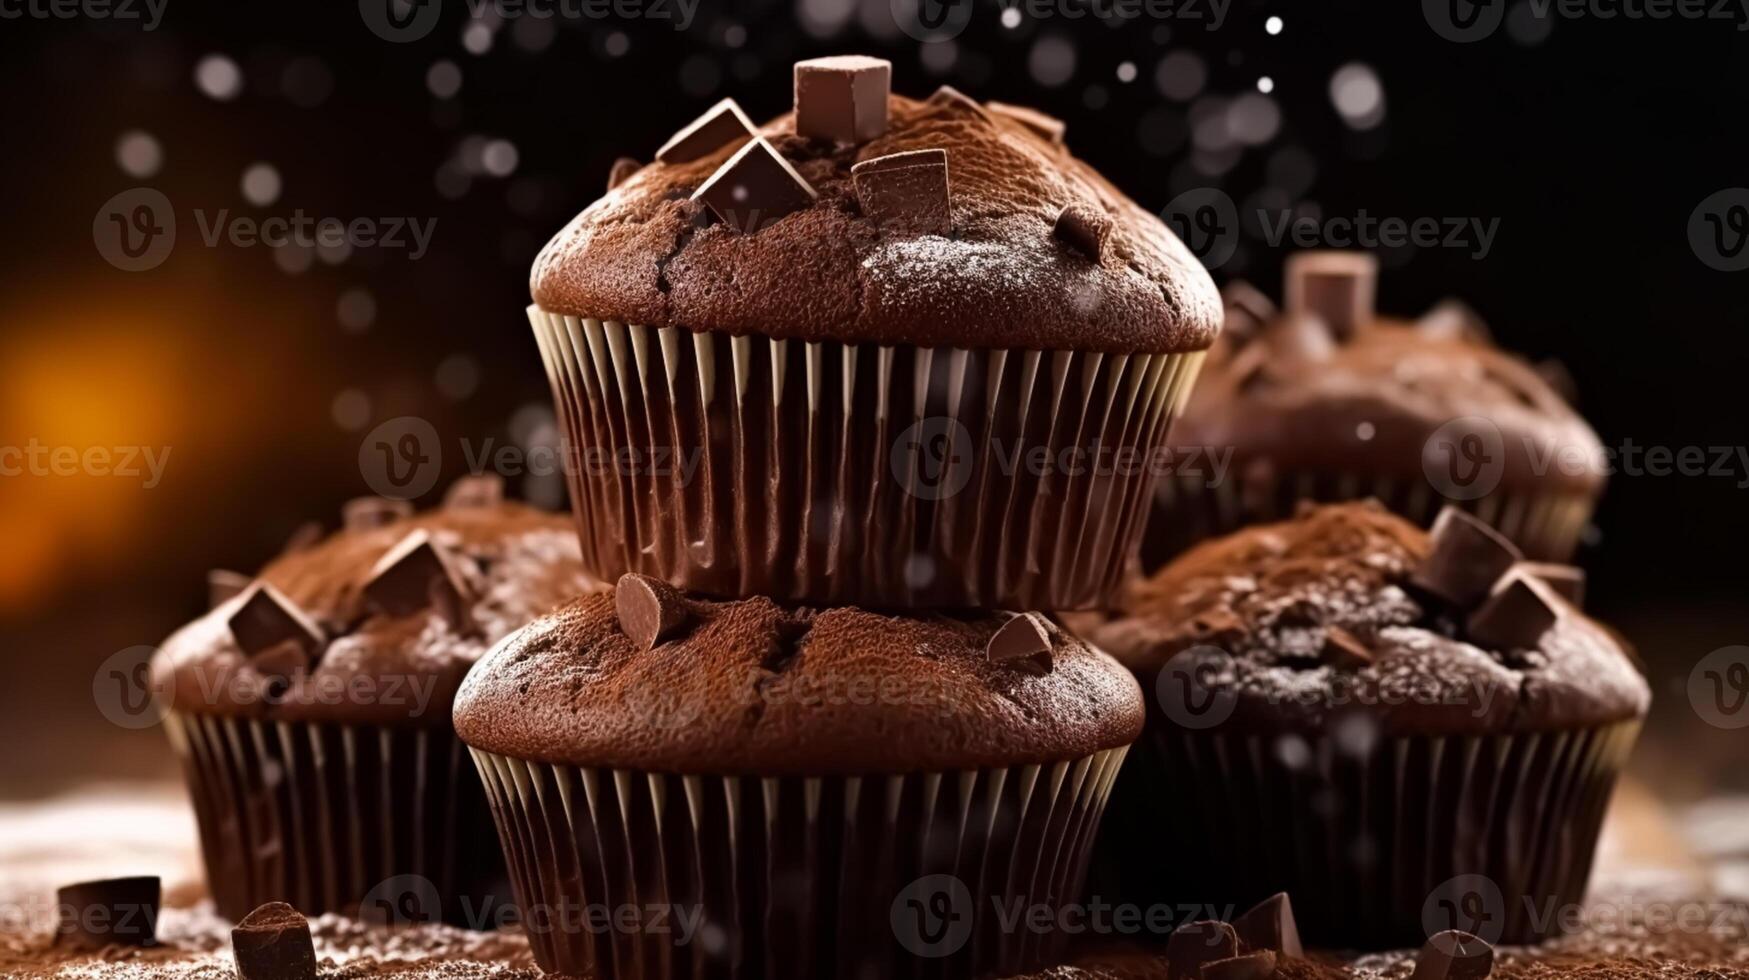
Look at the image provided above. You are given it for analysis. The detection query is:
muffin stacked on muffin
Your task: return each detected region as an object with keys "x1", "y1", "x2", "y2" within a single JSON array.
[
  {"x1": 458, "y1": 56, "x2": 1221, "y2": 980},
  {"x1": 150, "y1": 478, "x2": 597, "y2": 924},
  {"x1": 1145, "y1": 252, "x2": 1604, "y2": 567}
]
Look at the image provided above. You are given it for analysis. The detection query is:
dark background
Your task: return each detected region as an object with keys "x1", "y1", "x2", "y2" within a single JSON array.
[{"x1": 0, "y1": 0, "x2": 1743, "y2": 799}]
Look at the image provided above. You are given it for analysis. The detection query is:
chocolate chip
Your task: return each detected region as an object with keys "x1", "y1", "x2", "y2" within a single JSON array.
[
  {"x1": 1232, "y1": 892, "x2": 1303, "y2": 958},
  {"x1": 793, "y1": 55, "x2": 891, "y2": 143},
  {"x1": 1167, "y1": 920, "x2": 1240, "y2": 980},
  {"x1": 208, "y1": 569, "x2": 252, "y2": 610},
  {"x1": 228, "y1": 584, "x2": 324, "y2": 659},
  {"x1": 1417, "y1": 299, "x2": 1493, "y2": 345},
  {"x1": 364, "y1": 530, "x2": 471, "y2": 621},
  {"x1": 987, "y1": 612, "x2": 1054, "y2": 671},
  {"x1": 1517, "y1": 561, "x2": 1585, "y2": 606},
  {"x1": 343, "y1": 495, "x2": 413, "y2": 532},
  {"x1": 55, "y1": 876, "x2": 159, "y2": 950},
  {"x1": 693, "y1": 138, "x2": 818, "y2": 234},
  {"x1": 616, "y1": 573, "x2": 689, "y2": 650},
  {"x1": 655, "y1": 97, "x2": 757, "y2": 164},
  {"x1": 607, "y1": 156, "x2": 642, "y2": 191},
  {"x1": 926, "y1": 84, "x2": 988, "y2": 117},
  {"x1": 1468, "y1": 570, "x2": 1560, "y2": 651},
  {"x1": 231, "y1": 901, "x2": 317, "y2": 980},
  {"x1": 1262, "y1": 311, "x2": 1336, "y2": 362},
  {"x1": 1203, "y1": 951, "x2": 1278, "y2": 980},
  {"x1": 1321, "y1": 626, "x2": 1374, "y2": 670},
  {"x1": 1411, "y1": 930, "x2": 1495, "y2": 980},
  {"x1": 1053, "y1": 202, "x2": 1111, "y2": 262},
  {"x1": 987, "y1": 100, "x2": 1066, "y2": 143},
  {"x1": 1411, "y1": 507, "x2": 1524, "y2": 609},
  {"x1": 852, "y1": 149, "x2": 951, "y2": 235},
  {"x1": 444, "y1": 473, "x2": 504, "y2": 509},
  {"x1": 1284, "y1": 250, "x2": 1377, "y2": 340}
]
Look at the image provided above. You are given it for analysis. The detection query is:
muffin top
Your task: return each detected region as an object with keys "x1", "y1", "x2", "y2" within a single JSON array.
[
  {"x1": 1173, "y1": 254, "x2": 1603, "y2": 495},
  {"x1": 1088, "y1": 501, "x2": 1648, "y2": 736},
  {"x1": 453, "y1": 579, "x2": 1145, "y2": 774},
  {"x1": 152, "y1": 481, "x2": 598, "y2": 727},
  {"x1": 530, "y1": 57, "x2": 1220, "y2": 355}
]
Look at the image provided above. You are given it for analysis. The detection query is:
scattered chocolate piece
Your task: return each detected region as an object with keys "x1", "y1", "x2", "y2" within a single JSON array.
[
  {"x1": 987, "y1": 612, "x2": 1054, "y2": 671},
  {"x1": 1411, "y1": 930, "x2": 1495, "y2": 980},
  {"x1": 793, "y1": 55, "x2": 891, "y2": 143},
  {"x1": 1053, "y1": 202, "x2": 1111, "y2": 262},
  {"x1": 1261, "y1": 311, "x2": 1336, "y2": 362},
  {"x1": 1517, "y1": 561, "x2": 1586, "y2": 606},
  {"x1": 616, "y1": 573, "x2": 689, "y2": 650},
  {"x1": 55, "y1": 876, "x2": 159, "y2": 950},
  {"x1": 281, "y1": 521, "x2": 324, "y2": 555},
  {"x1": 1203, "y1": 950, "x2": 1278, "y2": 980},
  {"x1": 228, "y1": 584, "x2": 324, "y2": 659},
  {"x1": 1221, "y1": 280, "x2": 1277, "y2": 342},
  {"x1": 655, "y1": 97, "x2": 757, "y2": 164},
  {"x1": 851, "y1": 149, "x2": 951, "y2": 235},
  {"x1": 1232, "y1": 892, "x2": 1303, "y2": 958},
  {"x1": 343, "y1": 495, "x2": 413, "y2": 531},
  {"x1": 1468, "y1": 570, "x2": 1560, "y2": 650},
  {"x1": 364, "y1": 530, "x2": 471, "y2": 620},
  {"x1": 1322, "y1": 626, "x2": 1374, "y2": 670},
  {"x1": 444, "y1": 473, "x2": 504, "y2": 509},
  {"x1": 1167, "y1": 920, "x2": 1241, "y2": 980},
  {"x1": 607, "y1": 156, "x2": 642, "y2": 191},
  {"x1": 693, "y1": 138, "x2": 818, "y2": 233},
  {"x1": 926, "y1": 84, "x2": 988, "y2": 117},
  {"x1": 1411, "y1": 507, "x2": 1524, "y2": 608},
  {"x1": 208, "y1": 569, "x2": 252, "y2": 610},
  {"x1": 1284, "y1": 250, "x2": 1377, "y2": 340},
  {"x1": 987, "y1": 100, "x2": 1066, "y2": 143},
  {"x1": 1417, "y1": 299, "x2": 1493, "y2": 345},
  {"x1": 231, "y1": 901, "x2": 318, "y2": 980}
]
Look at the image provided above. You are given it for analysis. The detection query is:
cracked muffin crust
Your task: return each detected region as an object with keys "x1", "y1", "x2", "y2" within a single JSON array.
[
  {"x1": 530, "y1": 89, "x2": 1220, "y2": 354},
  {"x1": 453, "y1": 590, "x2": 1145, "y2": 774}
]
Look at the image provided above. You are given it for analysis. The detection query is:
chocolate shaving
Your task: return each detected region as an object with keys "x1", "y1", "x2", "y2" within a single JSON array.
[
  {"x1": 926, "y1": 84, "x2": 989, "y2": 117},
  {"x1": 232, "y1": 901, "x2": 317, "y2": 980},
  {"x1": 1322, "y1": 626, "x2": 1374, "y2": 670},
  {"x1": 852, "y1": 149, "x2": 951, "y2": 235},
  {"x1": 1468, "y1": 570, "x2": 1560, "y2": 650},
  {"x1": 1411, "y1": 929, "x2": 1496, "y2": 980},
  {"x1": 1203, "y1": 951, "x2": 1278, "y2": 980},
  {"x1": 616, "y1": 573, "x2": 689, "y2": 650},
  {"x1": 693, "y1": 138, "x2": 818, "y2": 233},
  {"x1": 208, "y1": 569, "x2": 251, "y2": 610},
  {"x1": 343, "y1": 495, "x2": 413, "y2": 531},
  {"x1": 1167, "y1": 920, "x2": 1240, "y2": 980},
  {"x1": 55, "y1": 876, "x2": 159, "y2": 950},
  {"x1": 655, "y1": 97, "x2": 756, "y2": 164},
  {"x1": 1053, "y1": 202, "x2": 1111, "y2": 262},
  {"x1": 363, "y1": 530, "x2": 472, "y2": 621},
  {"x1": 987, "y1": 612, "x2": 1054, "y2": 671},
  {"x1": 607, "y1": 156, "x2": 642, "y2": 191},
  {"x1": 228, "y1": 583, "x2": 324, "y2": 659},
  {"x1": 1284, "y1": 250, "x2": 1377, "y2": 340},
  {"x1": 444, "y1": 473, "x2": 504, "y2": 509},
  {"x1": 793, "y1": 55, "x2": 891, "y2": 143},
  {"x1": 1232, "y1": 891, "x2": 1303, "y2": 957},
  {"x1": 988, "y1": 100, "x2": 1067, "y2": 143},
  {"x1": 1411, "y1": 507, "x2": 1524, "y2": 609},
  {"x1": 1517, "y1": 561, "x2": 1586, "y2": 606}
]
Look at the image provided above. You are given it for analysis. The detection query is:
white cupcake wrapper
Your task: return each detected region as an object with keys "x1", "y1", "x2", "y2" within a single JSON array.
[
  {"x1": 470, "y1": 747, "x2": 1127, "y2": 980},
  {"x1": 531, "y1": 308, "x2": 1204, "y2": 609},
  {"x1": 165, "y1": 711, "x2": 502, "y2": 923},
  {"x1": 1102, "y1": 721, "x2": 1638, "y2": 949}
]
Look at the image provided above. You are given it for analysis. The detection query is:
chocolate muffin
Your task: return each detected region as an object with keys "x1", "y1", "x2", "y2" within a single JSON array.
[
  {"x1": 150, "y1": 480, "x2": 599, "y2": 925},
  {"x1": 528, "y1": 55, "x2": 1220, "y2": 610},
  {"x1": 1145, "y1": 252, "x2": 1603, "y2": 567},
  {"x1": 453, "y1": 578, "x2": 1145, "y2": 980},
  {"x1": 1088, "y1": 501, "x2": 1648, "y2": 949}
]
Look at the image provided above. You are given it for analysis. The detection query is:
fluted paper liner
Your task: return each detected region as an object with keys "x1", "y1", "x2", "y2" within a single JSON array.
[
  {"x1": 1099, "y1": 721, "x2": 1638, "y2": 949},
  {"x1": 471, "y1": 747, "x2": 1127, "y2": 980},
  {"x1": 531, "y1": 307, "x2": 1204, "y2": 609},
  {"x1": 1146, "y1": 466, "x2": 1595, "y2": 566},
  {"x1": 165, "y1": 711, "x2": 504, "y2": 924}
]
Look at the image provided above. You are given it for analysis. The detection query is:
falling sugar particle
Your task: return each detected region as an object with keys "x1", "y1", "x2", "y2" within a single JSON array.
[
  {"x1": 1330, "y1": 63, "x2": 1386, "y2": 130},
  {"x1": 1116, "y1": 61, "x2": 1138, "y2": 83},
  {"x1": 482, "y1": 140, "x2": 519, "y2": 177},
  {"x1": 337, "y1": 289, "x2": 377, "y2": 332},
  {"x1": 241, "y1": 163, "x2": 282, "y2": 207},
  {"x1": 1356, "y1": 422, "x2": 1376, "y2": 441},
  {"x1": 1257, "y1": 75, "x2": 1275, "y2": 94},
  {"x1": 194, "y1": 54, "x2": 242, "y2": 101},
  {"x1": 462, "y1": 22, "x2": 493, "y2": 55},
  {"x1": 1001, "y1": 7, "x2": 1023, "y2": 28},
  {"x1": 427, "y1": 60, "x2": 463, "y2": 99},
  {"x1": 331, "y1": 389, "x2": 372, "y2": 432},
  {"x1": 1155, "y1": 51, "x2": 1206, "y2": 101},
  {"x1": 1266, "y1": 15, "x2": 1284, "y2": 34},
  {"x1": 116, "y1": 131, "x2": 162, "y2": 178},
  {"x1": 1029, "y1": 35, "x2": 1076, "y2": 88}
]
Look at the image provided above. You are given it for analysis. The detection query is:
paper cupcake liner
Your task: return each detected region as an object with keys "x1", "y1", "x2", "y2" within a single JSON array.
[
  {"x1": 1144, "y1": 466, "x2": 1596, "y2": 568},
  {"x1": 1097, "y1": 721, "x2": 1638, "y2": 949},
  {"x1": 531, "y1": 308, "x2": 1205, "y2": 610},
  {"x1": 470, "y1": 747, "x2": 1127, "y2": 980},
  {"x1": 164, "y1": 711, "x2": 505, "y2": 925}
]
